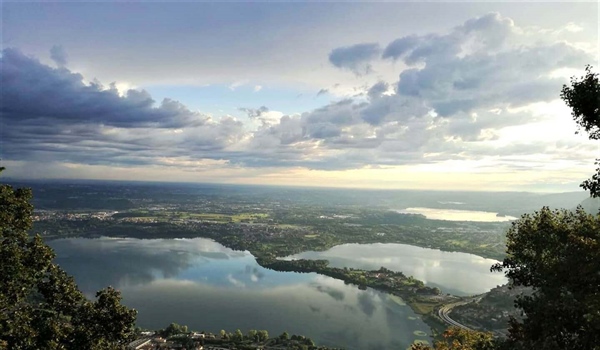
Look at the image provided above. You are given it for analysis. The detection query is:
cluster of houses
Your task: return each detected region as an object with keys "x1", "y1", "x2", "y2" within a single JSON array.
[
  {"x1": 127, "y1": 333, "x2": 207, "y2": 350},
  {"x1": 450, "y1": 284, "x2": 529, "y2": 337},
  {"x1": 32, "y1": 210, "x2": 117, "y2": 222},
  {"x1": 127, "y1": 332, "x2": 273, "y2": 350}
]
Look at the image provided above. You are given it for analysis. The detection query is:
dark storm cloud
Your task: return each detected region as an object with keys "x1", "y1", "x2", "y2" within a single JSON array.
[
  {"x1": 1, "y1": 49, "x2": 205, "y2": 128},
  {"x1": 328, "y1": 43, "x2": 381, "y2": 75},
  {"x1": 0, "y1": 48, "x2": 245, "y2": 167}
]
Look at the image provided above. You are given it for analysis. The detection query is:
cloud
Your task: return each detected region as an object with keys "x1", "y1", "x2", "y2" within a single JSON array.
[
  {"x1": 50, "y1": 45, "x2": 68, "y2": 67},
  {"x1": 229, "y1": 80, "x2": 248, "y2": 91},
  {"x1": 563, "y1": 22, "x2": 584, "y2": 33},
  {"x1": 377, "y1": 13, "x2": 593, "y2": 121},
  {"x1": 329, "y1": 43, "x2": 381, "y2": 75},
  {"x1": 227, "y1": 274, "x2": 246, "y2": 288},
  {"x1": 0, "y1": 48, "x2": 245, "y2": 168},
  {"x1": 382, "y1": 35, "x2": 420, "y2": 61},
  {"x1": 0, "y1": 12, "x2": 596, "y2": 177},
  {"x1": 239, "y1": 106, "x2": 269, "y2": 118},
  {"x1": 254, "y1": 85, "x2": 262, "y2": 92},
  {"x1": 367, "y1": 81, "x2": 389, "y2": 100},
  {"x1": 315, "y1": 285, "x2": 345, "y2": 302},
  {"x1": 357, "y1": 292, "x2": 376, "y2": 317},
  {"x1": 238, "y1": 106, "x2": 284, "y2": 127},
  {"x1": 49, "y1": 237, "x2": 241, "y2": 293},
  {"x1": 383, "y1": 13, "x2": 514, "y2": 64},
  {"x1": 1, "y1": 49, "x2": 208, "y2": 129}
]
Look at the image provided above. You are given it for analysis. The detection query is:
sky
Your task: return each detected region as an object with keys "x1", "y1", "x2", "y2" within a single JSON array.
[{"x1": 1, "y1": 1, "x2": 599, "y2": 192}]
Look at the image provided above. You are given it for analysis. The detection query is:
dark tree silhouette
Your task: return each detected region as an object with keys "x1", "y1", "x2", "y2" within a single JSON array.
[
  {"x1": 561, "y1": 65, "x2": 600, "y2": 197},
  {"x1": 0, "y1": 168, "x2": 137, "y2": 349},
  {"x1": 491, "y1": 207, "x2": 600, "y2": 350}
]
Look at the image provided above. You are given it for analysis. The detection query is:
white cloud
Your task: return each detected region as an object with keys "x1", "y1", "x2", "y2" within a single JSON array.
[
  {"x1": 563, "y1": 22, "x2": 584, "y2": 33},
  {"x1": 227, "y1": 274, "x2": 246, "y2": 288},
  {"x1": 229, "y1": 80, "x2": 249, "y2": 91},
  {"x1": 1, "y1": 10, "x2": 598, "y2": 190}
]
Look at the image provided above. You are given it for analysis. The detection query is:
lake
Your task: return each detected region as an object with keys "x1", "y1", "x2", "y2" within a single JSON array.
[
  {"x1": 285, "y1": 243, "x2": 507, "y2": 296},
  {"x1": 395, "y1": 207, "x2": 517, "y2": 222},
  {"x1": 49, "y1": 237, "x2": 432, "y2": 350}
]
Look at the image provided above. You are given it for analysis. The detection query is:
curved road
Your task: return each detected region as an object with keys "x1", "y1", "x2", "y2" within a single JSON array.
[{"x1": 438, "y1": 298, "x2": 480, "y2": 331}]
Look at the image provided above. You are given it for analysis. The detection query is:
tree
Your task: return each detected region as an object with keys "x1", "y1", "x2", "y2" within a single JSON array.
[
  {"x1": 416, "y1": 65, "x2": 600, "y2": 350},
  {"x1": 410, "y1": 327, "x2": 495, "y2": 350},
  {"x1": 257, "y1": 330, "x2": 269, "y2": 342},
  {"x1": 491, "y1": 207, "x2": 600, "y2": 349},
  {"x1": 247, "y1": 329, "x2": 258, "y2": 341},
  {"x1": 234, "y1": 329, "x2": 243, "y2": 341},
  {"x1": 280, "y1": 331, "x2": 289, "y2": 340},
  {"x1": 0, "y1": 170, "x2": 137, "y2": 349},
  {"x1": 160, "y1": 323, "x2": 188, "y2": 338},
  {"x1": 561, "y1": 65, "x2": 600, "y2": 197}
]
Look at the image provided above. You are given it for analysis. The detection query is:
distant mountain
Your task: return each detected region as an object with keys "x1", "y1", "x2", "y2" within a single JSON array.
[{"x1": 577, "y1": 197, "x2": 600, "y2": 214}]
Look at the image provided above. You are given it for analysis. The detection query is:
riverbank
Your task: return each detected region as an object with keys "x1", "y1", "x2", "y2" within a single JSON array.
[
  {"x1": 255, "y1": 257, "x2": 462, "y2": 336},
  {"x1": 35, "y1": 215, "x2": 494, "y2": 337}
]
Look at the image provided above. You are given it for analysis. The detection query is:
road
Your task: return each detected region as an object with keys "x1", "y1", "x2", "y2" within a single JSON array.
[{"x1": 437, "y1": 297, "x2": 480, "y2": 331}]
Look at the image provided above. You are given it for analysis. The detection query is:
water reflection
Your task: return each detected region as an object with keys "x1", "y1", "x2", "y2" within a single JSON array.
[
  {"x1": 286, "y1": 243, "x2": 507, "y2": 295},
  {"x1": 395, "y1": 207, "x2": 517, "y2": 222},
  {"x1": 126, "y1": 277, "x2": 405, "y2": 350},
  {"x1": 48, "y1": 237, "x2": 430, "y2": 350}
]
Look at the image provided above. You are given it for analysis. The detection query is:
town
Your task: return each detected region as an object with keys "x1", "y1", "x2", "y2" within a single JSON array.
[{"x1": 126, "y1": 325, "x2": 338, "y2": 350}]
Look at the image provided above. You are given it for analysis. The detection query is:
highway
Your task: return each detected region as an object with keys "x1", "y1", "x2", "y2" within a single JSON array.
[{"x1": 437, "y1": 298, "x2": 480, "y2": 331}]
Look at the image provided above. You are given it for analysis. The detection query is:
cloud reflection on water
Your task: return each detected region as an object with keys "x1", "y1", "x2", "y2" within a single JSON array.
[
  {"x1": 49, "y1": 237, "x2": 431, "y2": 350},
  {"x1": 288, "y1": 243, "x2": 507, "y2": 295}
]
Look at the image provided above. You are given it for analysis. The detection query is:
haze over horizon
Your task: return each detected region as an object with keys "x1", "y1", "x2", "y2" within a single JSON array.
[{"x1": 1, "y1": 2, "x2": 599, "y2": 192}]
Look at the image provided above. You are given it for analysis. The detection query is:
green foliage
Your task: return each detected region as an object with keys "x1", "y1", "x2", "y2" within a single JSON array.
[
  {"x1": 0, "y1": 173, "x2": 137, "y2": 349},
  {"x1": 246, "y1": 329, "x2": 257, "y2": 341},
  {"x1": 410, "y1": 327, "x2": 496, "y2": 350},
  {"x1": 491, "y1": 207, "x2": 600, "y2": 349},
  {"x1": 561, "y1": 65, "x2": 600, "y2": 197},
  {"x1": 159, "y1": 323, "x2": 188, "y2": 338},
  {"x1": 233, "y1": 329, "x2": 243, "y2": 341},
  {"x1": 257, "y1": 330, "x2": 269, "y2": 341},
  {"x1": 561, "y1": 65, "x2": 600, "y2": 140},
  {"x1": 581, "y1": 161, "x2": 600, "y2": 199}
]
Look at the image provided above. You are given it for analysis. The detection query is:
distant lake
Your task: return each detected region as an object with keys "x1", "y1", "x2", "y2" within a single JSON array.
[
  {"x1": 285, "y1": 243, "x2": 507, "y2": 296},
  {"x1": 48, "y1": 237, "x2": 431, "y2": 350},
  {"x1": 395, "y1": 207, "x2": 517, "y2": 222}
]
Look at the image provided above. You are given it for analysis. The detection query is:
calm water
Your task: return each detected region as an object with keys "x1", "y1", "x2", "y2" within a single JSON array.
[
  {"x1": 286, "y1": 243, "x2": 507, "y2": 296},
  {"x1": 395, "y1": 207, "x2": 517, "y2": 222},
  {"x1": 49, "y1": 237, "x2": 431, "y2": 350}
]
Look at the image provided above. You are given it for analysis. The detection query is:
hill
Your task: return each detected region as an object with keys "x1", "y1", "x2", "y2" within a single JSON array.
[{"x1": 577, "y1": 197, "x2": 600, "y2": 214}]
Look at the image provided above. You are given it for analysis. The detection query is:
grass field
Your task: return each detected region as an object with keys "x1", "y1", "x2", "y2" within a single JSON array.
[
  {"x1": 410, "y1": 300, "x2": 439, "y2": 315},
  {"x1": 117, "y1": 211, "x2": 269, "y2": 223}
]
